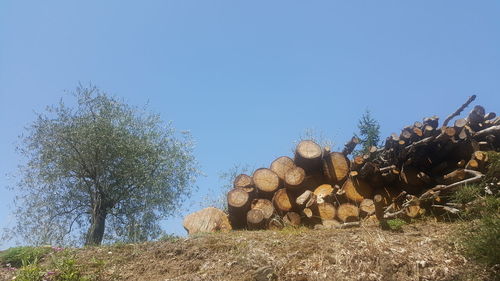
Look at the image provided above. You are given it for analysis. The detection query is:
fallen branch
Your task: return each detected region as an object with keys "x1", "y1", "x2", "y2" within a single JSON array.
[
  {"x1": 443, "y1": 95, "x2": 477, "y2": 127},
  {"x1": 420, "y1": 169, "x2": 484, "y2": 200}
]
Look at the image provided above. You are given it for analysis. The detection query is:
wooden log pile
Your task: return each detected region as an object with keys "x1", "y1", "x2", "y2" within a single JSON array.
[{"x1": 184, "y1": 96, "x2": 500, "y2": 233}]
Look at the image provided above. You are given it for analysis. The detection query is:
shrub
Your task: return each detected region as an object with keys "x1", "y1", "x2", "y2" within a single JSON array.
[
  {"x1": 0, "y1": 246, "x2": 51, "y2": 267},
  {"x1": 461, "y1": 214, "x2": 500, "y2": 266},
  {"x1": 386, "y1": 218, "x2": 406, "y2": 232},
  {"x1": 14, "y1": 264, "x2": 45, "y2": 281}
]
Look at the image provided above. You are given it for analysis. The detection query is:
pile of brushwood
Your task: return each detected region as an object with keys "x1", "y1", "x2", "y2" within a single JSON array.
[{"x1": 183, "y1": 95, "x2": 500, "y2": 234}]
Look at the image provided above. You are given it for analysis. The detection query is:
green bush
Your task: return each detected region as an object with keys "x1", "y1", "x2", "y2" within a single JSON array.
[
  {"x1": 0, "y1": 246, "x2": 51, "y2": 267},
  {"x1": 51, "y1": 255, "x2": 89, "y2": 281},
  {"x1": 14, "y1": 264, "x2": 45, "y2": 281},
  {"x1": 461, "y1": 214, "x2": 500, "y2": 266},
  {"x1": 386, "y1": 218, "x2": 406, "y2": 232}
]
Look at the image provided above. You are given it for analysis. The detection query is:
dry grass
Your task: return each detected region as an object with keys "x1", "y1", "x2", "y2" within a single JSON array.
[{"x1": 44, "y1": 222, "x2": 493, "y2": 281}]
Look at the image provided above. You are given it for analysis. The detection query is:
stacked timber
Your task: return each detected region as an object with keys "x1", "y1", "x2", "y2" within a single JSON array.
[{"x1": 184, "y1": 95, "x2": 500, "y2": 233}]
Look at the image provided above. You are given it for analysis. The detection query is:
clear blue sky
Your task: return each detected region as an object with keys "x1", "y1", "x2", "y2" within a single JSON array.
[{"x1": 1, "y1": 1, "x2": 499, "y2": 247}]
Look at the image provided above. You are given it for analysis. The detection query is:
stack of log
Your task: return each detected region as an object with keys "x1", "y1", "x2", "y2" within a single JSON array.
[{"x1": 184, "y1": 95, "x2": 500, "y2": 234}]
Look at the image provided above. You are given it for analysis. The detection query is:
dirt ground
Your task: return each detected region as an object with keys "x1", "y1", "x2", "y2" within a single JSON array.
[{"x1": 0, "y1": 221, "x2": 496, "y2": 281}]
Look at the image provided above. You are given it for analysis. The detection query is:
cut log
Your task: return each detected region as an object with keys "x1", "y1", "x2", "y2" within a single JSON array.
[
  {"x1": 283, "y1": 212, "x2": 301, "y2": 226},
  {"x1": 251, "y1": 199, "x2": 275, "y2": 220},
  {"x1": 314, "y1": 202, "x2": 336, "y2": 221},
  {"x1": 253, "y1": 168, "x2": 280, "y2": 196},
  {"x1": 270, "y1": 156, "x2": 295, "y2": 182},
  {"x1": 233, "y1": 174, "x2": 254, "y2": 193},
  {"x1": 247, "y1": 209, "x2": 266, "y2": 230},
  {"x1": 465, "y1": 159, "x2": 479, "y2": 170},
  {"x1": 359, "y1": 199, "x2": 375, "y2": 217},
  {"x1": 313, "y1": 184, "x2": 334, "y2": 204},
  {"x1": 405, "y1": 204, "x2": 422, "y2": 219},
  {"x1": 323, "y1": 152, "x2": 350, "y2": 183},
  {"x1": 342, "y1": 136, "x2": 360, "y2": 156},
  {"x1": 302, "y1": 207, "x2": 313, "y2": 218},
  {"x1": 267, "y1": 217, "x2": 284, "y2": 230},
  {"x1": 296, "y1": 190, "x2": 313, "y2": 206},
  {"x1": 284, "y1": 166, "x2": 306, "y2": 189},
  {"x1": 227, "y1": 188, "x2": 251, "y2": 229},
  {"x1": 468, "y1": 105, "x2": 486, "y2": 131},
  {"x1": 337, "y1": 203, "x2": 360, "y2": 222},
  {"x1": 183, "y1": 207, "x2": 232, "y2": 235},
  {"x1": 440, "y1": 169, "x2": 467, "y2": 185},
  {"x1": 373, "y1": 195, "x2": 385, "y2": 221},
  {"x1": 341, "y1": 177, "x2": 372, "y2": 203},
  {"x1": 272, "y1": 188, "x2": 294, "y2": 213},
  {"x1": 294, "y1": 140, "x2": 323, "y2": 173},
  {"x1": 351, "y1": 155, "x2": 366, "y2": 171}
]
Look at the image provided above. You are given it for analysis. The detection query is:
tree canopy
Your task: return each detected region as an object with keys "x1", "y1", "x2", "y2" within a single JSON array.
[
  {"x1": 8, "y1": 85, "x2": 199, "y2": 246},
  {"x1": 355, "y1": 109, "x2": 381, "y2": 154}
]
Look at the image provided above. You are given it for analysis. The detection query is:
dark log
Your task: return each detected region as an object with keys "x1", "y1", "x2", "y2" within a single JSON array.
[
  {"x1": 227, "y1": 188, "x2": 251, "y2": 229},
  {"x1": 283, "y1": 212, "x2": 301, "y2": 226},
  {"x1": 342, "y1": 136, "x2": 360, "y2": 156},
  {"x1": 442, "y1": 95, "x2": 476, "y2": 127}
]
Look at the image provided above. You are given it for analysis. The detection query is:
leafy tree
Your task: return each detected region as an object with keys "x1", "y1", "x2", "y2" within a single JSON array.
[
  {"x1": 8, "y1": 85, "x2": 199, "y2": 246},
  {"x1": 355, "y1": 109, "x2": 381, "y2": 154}
]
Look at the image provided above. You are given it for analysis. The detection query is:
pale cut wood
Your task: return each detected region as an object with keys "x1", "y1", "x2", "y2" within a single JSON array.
[
  {"x1": 270, "y1": 156, "x2": 295, "y2": 181},
  {"x1": 314, "y1": 202, "x2": 336, "y2": 220},
  {"x1": 272, "y1": 188, "x2": 294, "y2": 213},
  {"x1": 284, "y1": 166, "x2": 306, "y2": 189},
  {"x1": 296, "y1": 190, "x2": 313, "y2": 206},
  {"x1": 313, "y1": 184, "x2": 334, "y2": 204},
  {"x1": 183, "y1": 207, "x2": 232, "y2": 235},
  {"x1": 233, "y1": 174, "x2": 254, "y2": 193},
  {"x1": 251, "y1": 199, "x2": 274, "y2": 220},
  {"x1": 359, "y1": 199, "x2": 375, "y2": 217},
  {"x1": 247, "y1": 208, "x2": 266, "y2": 230},
  {"x1": 253, "y1": 168, "x2": 280, "y2": 194},
  {"x1": 303, "y1": 207, "x2": 313, "y2": 218},
  {"x1": 341, "y1": 177, "x2": 372, "y2": 203},
  {"x1": 294, "y1": 140, "x2": 323, "y2": 173},
  {"x1": 337, "y1": 203, "x2": 360, "y2": 222},
  {"x1": 283, "y1": 212, "x2": 301, "y2": 226},
  {"x1": 373, "y1": 195, "x2": 385, "y2": 221},
  {"x1": 323, "y1": 152, "x2": 349, "y2": 183}
]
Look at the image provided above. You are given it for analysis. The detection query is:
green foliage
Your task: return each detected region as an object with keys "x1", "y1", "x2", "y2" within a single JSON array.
[
  {"x1": 0, "y1": 246, "x2": 51, "y2": 268},
  {"x1": 14, "y1": 264, "x2": 46, "y2": 281},
  {"x1": 159, "y1": 233, "x2": 181, "y2": 242},
  {"x1": 355, "y1": 110, "x2": 381, "y2": 155},
  {"x1": 8, "y1": 84, "x2": 199, "y2": 246},
  {"x1": 461, "y1": 214, "x2": 500, "y2": 266},
  {"x1": 386, "y1": 218, "x2": 406, "y2": 232},
  {"x1": 51, "y1": 255, "x2": 89, "y2": 281},
  {"x1": 451, "y1": 184, "x2": 482, "y2": 205}
]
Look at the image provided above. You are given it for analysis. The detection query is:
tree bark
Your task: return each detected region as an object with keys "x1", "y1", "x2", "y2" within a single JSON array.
[{"x1": 85, "y1": 207, "x2": 107, "y2": 246}]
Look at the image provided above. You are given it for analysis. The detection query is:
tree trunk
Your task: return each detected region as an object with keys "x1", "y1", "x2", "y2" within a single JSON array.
[
  {"x1": 233, "y1": 174, "x2": 255, "y2": 193},
  {"x1": 337, "y1": 203, "x2": 360, "y2": 222},
  {"x1": 272, "y1": 188, "x2": 294, "y2": 214},
  {"x1": 85, "y1": 208, "x2": 107, "y2": 245}
]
